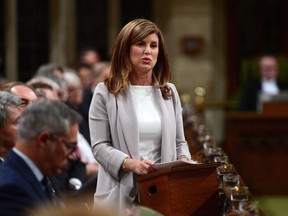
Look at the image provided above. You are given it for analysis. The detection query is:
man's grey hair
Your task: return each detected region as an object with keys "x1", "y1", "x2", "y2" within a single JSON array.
[
  {"x1": 0, "y1": 91, "x2": 22, "y2": 128},
  {"x1": 17, "y1": 99, "x2": 81, "y2": 141},
  {"x1": 63, "y1": 70, "x2": 81, "y2": 86}
]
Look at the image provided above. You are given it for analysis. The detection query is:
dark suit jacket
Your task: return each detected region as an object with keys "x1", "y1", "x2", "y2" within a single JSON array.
[
  {"x1": 0, "y1": 150, "x2": 50, "y2": 216},
  {"x1": 66, "y1": 100, "x2": 91, "y2": 145},
  {"x1": 239, "y1": 79, "x2": 288, "y2": 111}
]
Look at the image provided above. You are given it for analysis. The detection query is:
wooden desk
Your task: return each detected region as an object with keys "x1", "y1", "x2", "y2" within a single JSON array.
[
  {"x1": 137, "y1": 162, "x2": 220, "y2": 216},
  {"x1": 224, "y1": 112, "x2": 288, "y2": 195}
]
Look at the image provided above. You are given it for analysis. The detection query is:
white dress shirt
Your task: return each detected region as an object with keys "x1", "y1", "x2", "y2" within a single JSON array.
[
  {"x1": 262, "y1": 79, "x2": 279, "y2": 95},
  {"x1": 13, "y1": 148, "x2": 43, "y2": 182}
]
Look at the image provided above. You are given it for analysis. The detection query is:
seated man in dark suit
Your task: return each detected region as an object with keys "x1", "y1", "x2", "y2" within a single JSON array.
[
  {"x1": 0, "y1": 91, "x2": 22, "y2": 164},
  {"x1": 1, "y1": 81, "x2": 88, "y2": 196},
  {"x1": 239, "y1": 55, "x2": 288, "y2": 111},
  {"x1": 0, "y1": 99, "x2": 81, "y2": 216}
]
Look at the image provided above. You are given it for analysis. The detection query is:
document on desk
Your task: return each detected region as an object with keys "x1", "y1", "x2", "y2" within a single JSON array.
[{"x1": 153, "y1": 160, "x2": 199, "y2": 170}]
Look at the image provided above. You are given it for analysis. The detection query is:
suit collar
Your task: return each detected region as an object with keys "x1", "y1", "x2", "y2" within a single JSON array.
[
  {"x1": 5, "y1": 150, "x2": 49, "y2": 200},
  {"x1": 13, "y1": 148, "x2": 44, "y2": 182}
]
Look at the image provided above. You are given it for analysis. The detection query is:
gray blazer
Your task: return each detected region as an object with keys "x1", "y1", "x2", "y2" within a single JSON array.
[{"x1": 89, "y1": 82, "x2": 191, "y2": 211}]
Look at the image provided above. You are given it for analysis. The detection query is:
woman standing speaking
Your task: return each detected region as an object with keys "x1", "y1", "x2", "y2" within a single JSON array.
[{"x1": 89, "y1": 18, "x2": 191, "y2": 212}]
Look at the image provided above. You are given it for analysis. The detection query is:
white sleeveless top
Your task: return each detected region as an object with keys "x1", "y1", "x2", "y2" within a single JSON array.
[{"x1": 130, "y1": 85, "x2": 162, "y2": 163}]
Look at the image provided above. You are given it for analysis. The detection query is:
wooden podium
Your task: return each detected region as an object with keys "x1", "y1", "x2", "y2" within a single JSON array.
[{"x1": 136, "y1": 162, "x2": 220, "y2": 216}]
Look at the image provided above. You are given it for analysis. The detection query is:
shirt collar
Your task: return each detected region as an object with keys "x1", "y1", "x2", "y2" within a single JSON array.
[{"x1": 12, "y1": 148, "x2": 44, "y2": 182}]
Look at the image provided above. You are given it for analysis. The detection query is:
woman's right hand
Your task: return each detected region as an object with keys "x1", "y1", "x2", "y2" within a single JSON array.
[{"x1": 125, "y1": 158, "x2": 155, "y2": 175}]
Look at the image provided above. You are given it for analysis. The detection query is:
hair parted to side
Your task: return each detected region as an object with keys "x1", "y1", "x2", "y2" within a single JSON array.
[
  {"x1": 105, "y1": 18, "x2": 172, "y2": 99},
  {"x1": 17, "y1": 99, "x2": 81, "y2": 141}
]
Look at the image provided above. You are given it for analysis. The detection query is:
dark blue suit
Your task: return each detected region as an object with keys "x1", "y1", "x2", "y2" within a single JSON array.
[{"x1": 0, "y1": 150, "x2": 50, "y2": 216}]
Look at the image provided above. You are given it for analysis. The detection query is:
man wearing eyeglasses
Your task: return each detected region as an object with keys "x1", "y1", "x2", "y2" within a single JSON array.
[
  {"x1": 0, "y1": 99, "x2": 81, "y2": 216},
  {"x1": 1, "y1": 82, "x2": 87, "y2": 200}
]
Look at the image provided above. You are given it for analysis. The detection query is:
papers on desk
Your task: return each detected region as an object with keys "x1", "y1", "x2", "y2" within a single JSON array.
[{"x1": 153, "y1": 160, "x2": 199, "y2": 170}]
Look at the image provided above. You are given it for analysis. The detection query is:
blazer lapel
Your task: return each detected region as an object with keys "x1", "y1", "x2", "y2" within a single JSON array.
[
  {"x1": 155, "y1": 87, "x2": 176, "y2": 162},
  {"x1": 116, "y1": 87, "x2": 140, "y2": 159},
  {"x1": 7, "y1": 151, "x2": 48, "y2": 201}
]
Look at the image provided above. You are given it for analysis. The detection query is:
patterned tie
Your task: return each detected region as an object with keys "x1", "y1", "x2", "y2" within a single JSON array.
[
  {"x1": 41, "y1": 177, "x2": 56, "y2": 201},
  {"x1": 41, "y1": 177, "x2": 65, "y2": 207}
]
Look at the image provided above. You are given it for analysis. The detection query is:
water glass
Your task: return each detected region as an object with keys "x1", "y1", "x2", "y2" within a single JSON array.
[
  {"x1": 223, "y1": 173, "x2": 240, "y2": 195},
  {"x1": 239, "y1": 200, "x2": 259, "y2": 216},
  {"x1": 230, "y1": 186, "x2": 250, "y2": 213},
  {"x1": 217, "y1": 164, "x2": 237, "y2": 187},
  {"x1": 214, "y1": 155, "x2": 229, "y2": 165},
  {"x1": 205, "y1": 146, "x2": 225, "y2": 163}
]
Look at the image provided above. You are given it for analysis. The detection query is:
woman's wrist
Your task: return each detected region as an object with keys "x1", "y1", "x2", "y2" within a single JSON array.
[
  {"x1": 178, "y1": 155, "x2": 189, "y2": 161},
  {"x1": 121, "y1": 157, "x2": 130, "y2": 172}
]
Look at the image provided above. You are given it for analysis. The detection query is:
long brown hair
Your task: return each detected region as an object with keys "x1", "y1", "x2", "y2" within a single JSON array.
[{"x1": 105, "y1": 19, "x2": 171, "y2": 99}]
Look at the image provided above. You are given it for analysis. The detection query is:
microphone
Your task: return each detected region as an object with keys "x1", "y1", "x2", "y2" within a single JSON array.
[{"x1": 68, "y1": 178, "x2": 82, "y2": 191}]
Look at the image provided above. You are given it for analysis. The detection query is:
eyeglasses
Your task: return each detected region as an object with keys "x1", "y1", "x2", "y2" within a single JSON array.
[
  {"x1": 50, "y1": 134, "x2": 77, "y2": 154},
  {"x1": 20, "y1": 98, "x2": 30, "y2": 107},
  {"x1": 60, "y1": 139, "x2": 77, "y2": 154}
]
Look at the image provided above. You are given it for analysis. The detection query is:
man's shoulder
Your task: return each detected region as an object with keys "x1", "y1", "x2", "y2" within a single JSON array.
[
  {"x1": 0, "y1": 152, "x2": 35, "y2": 188},
  {"x1": 0, "y1": 161, "x2": 26, "y2": 186}
]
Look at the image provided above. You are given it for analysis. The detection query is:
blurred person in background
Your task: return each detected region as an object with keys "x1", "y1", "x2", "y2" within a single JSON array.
[
  {"x1": 80, "y1": 61, "x2": 111, "y2": 135},
  {"x1": 29, "y1": 82, "x2": 60, "y2": 100},
  {"x1": 77, "y1": 48, "x2": 101, "y2": 90},
  {"x1": 79, "y1": 47, "x2": 101, "y2": 69},
  {"x1": 36, "y1": 63, "x2": 65, "y2": 80},
  {"x1": 35, "y1": 63, "x2": 68, "y2": 102},
  {"x1": 27, "y1": 75, "x2": 62, "y2": 101},
  {"x1": 76, "y1": 64, "x2": 93, "y2": 90},
  {"x1": 91, "y1": 61, "x2": 111, "y2": 93},
  {"x1": 0, "y1": 81, "x2": 38, "y2": 112},
  {"x1": 63, "y1": 70, "x2": 89, "y2": 141},
  {"x1": 63, "y1": 70, "x2": 98, "y2": 176},
  {"x1": 63, "y1": 70, "x2": 99, "y2": 206},
  {"x1": 0, "y1": 91, "x2": 22, "y2": 163},
  {"x1": 239, "y1": 55, "x2": 288, "y2": 111}
]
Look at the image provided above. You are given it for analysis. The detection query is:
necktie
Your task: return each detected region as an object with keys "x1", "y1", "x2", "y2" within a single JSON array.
[
  {"x1": 41, "y1": 177, "x2": 56, "y2": 201},
  {"x1": 41, "y1": 177, "x2": 65, "y2": 207}
]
